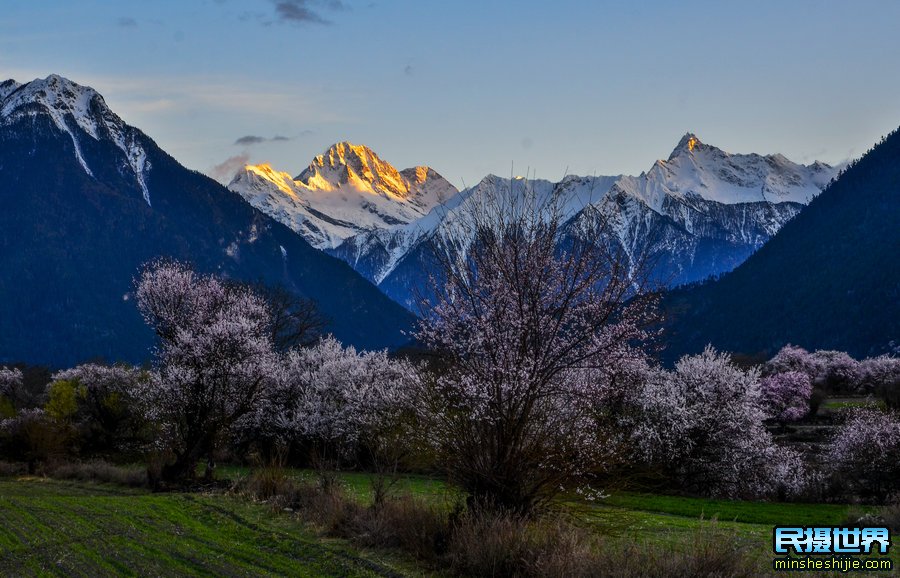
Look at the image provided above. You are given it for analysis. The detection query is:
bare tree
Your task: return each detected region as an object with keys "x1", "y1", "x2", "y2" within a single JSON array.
[
  {"x1": 415, "y1": 177, "x2": 659, "y2": 513},
  {"x1": 254, "y1": 284, "x2": 327, "y2": 351}
]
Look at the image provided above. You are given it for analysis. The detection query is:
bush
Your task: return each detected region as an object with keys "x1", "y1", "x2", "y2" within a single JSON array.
[
  {"x1": 44, "y1": 461, "x2": 148, "y2": 487},
  {"x1": 878, "y1": 502, "x2": 900, "y2": 532},
  {"x1": 445, "y1": 509, "x2": 758, "y2": 578},
  {"x1": 0, "y1": 409, "x2": 70, "y2": 472},
  {"x1": 0, "y1": 461, "x2": 26, "y2": 477}
]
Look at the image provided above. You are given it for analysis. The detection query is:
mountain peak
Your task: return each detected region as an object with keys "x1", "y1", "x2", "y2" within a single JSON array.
[
  {"x1": 0, "y1": 79, "x2": 21, "y2": 100},
  {"x1": 298, "y1": 141, "x2": 412, "y2": 198},
  {"x1": 0, "y1": 74, "x2": 152, "y2": 205},
  {"x1": 229, "y1": 142, "x2": 459, "y2": 249},
  {"x1": 669, "y1": 132, "x2": 703, "y2": 159}
]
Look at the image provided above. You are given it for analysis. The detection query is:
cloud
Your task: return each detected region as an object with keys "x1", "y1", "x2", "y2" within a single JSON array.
[
  {"x1": 235, "y1": 135, "x2": 267, "y2": 146},
  {"x1": 117, "y1": 17, "x2": 138, "y2": 28},
  {"x1": 404, "y1": 64, "x2": 414, "y2": 76},
  {"x1": 209, "y1": 153, "x2": 251, "y2": 183},
  {"x1": 234, "y1": 134, "x2": 294, "y2": 146},
  {"x1": 269, "y1": 0, "x2": 348, "y2": 26},
  {"x1": 272, "y1": 0, "x2": 329, "y2": 24}
]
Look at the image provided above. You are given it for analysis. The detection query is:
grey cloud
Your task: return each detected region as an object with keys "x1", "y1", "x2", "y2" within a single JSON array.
[
  {"x1": 234, "y1": 135, "x2": 295, "y2": 146},
  {"x1": 117, "y1": 17, "x2": 138, "y2": 27},
  {"x1": 235, "y1": 135, "x2": 267, "y2": 146},
  {"x1": 273, "y1": 0, "x2": 329, "y2": 24},
  {"x1": 269, "y1": 0, "x2": 348, "y2": 26}
]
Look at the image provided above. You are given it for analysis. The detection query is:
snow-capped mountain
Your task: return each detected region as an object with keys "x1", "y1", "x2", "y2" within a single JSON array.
[
  {"x1": 228, "y1": 142, "x2": 458, "y2": 249},
  {"x1": 663, "y1": 127, "x2": 900, "y2": 362},
  {"x1": 1, "y1": 74, "x2": 152, "y2": 205},
  {"x1": 0, "y1": 75, "x2": 414, "y2": 366},
  {"x1": 369, "y1": 134, "x2": 839, "y2": 308},
  {"x1": 614, "y1": 134, "x2": 834, "y2": 209}
]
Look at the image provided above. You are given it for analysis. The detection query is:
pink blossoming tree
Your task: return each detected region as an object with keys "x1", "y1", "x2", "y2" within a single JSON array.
[{"x1": 415, "y1": 179, "x2": 658, "y2": 513}]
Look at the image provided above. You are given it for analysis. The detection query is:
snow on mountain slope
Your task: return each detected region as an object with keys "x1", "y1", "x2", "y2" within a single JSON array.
[
  {"x1": 228, "y1": 143, "x2": 458, "y2": 249},
  {"x1": 331, "y1": 173, "x2": 621, "y2": 285},
  {"x1": 0, "y1": 75, "x2": 152, "y2": 205},
  {"x1": 372, "y1": 134, "x2": 839, "y2": 307},
  {"x1": 615, "y1": 134, "x2": 835, "y2": 210}
]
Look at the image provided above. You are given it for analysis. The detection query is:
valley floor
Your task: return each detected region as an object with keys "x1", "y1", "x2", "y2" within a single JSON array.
[{"x1": 0, "y1": 471, "x2": 896, "y2": 577}]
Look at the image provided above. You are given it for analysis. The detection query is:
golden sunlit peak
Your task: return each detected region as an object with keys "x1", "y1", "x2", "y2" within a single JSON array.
[
  {"x1": 244, "y1": 163, "x2": 297, "y2": 196},
  {"x1": 687, "y1": 137, "x2": 698, "y2": 151}
]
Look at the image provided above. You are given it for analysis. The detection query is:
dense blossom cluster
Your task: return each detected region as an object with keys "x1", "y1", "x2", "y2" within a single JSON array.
[
  {"x1": 765, "y1": 344, "x2": 899, "y2": 395},
  {"x1": 826, "y1": 408, "x2": 900, "y2": 500},
  {"x1": 2, "y1": 250, "x2": 897, "y2": 508},
  {"x1": 239, "y1": 336, "x2": 417, "y2": 463},
  {"x1": 631, "y1": 347, "x2": 808, "y2": 499},
  {"x1": 759, "y1": 371, "x2": 812, "y2": 423}
]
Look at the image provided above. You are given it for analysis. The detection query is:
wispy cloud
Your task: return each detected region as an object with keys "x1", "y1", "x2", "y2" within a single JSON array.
[
  {"x1": 209, "y1": 153, "x2": 251, "y2": 183},
  {"x1": 116, "y1": 17, "x2": 138, "y2": 28}
]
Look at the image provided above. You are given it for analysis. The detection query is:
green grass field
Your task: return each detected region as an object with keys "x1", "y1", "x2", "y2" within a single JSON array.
[
  {"x1": 0, "y1": 470, "x2": 896, "y2": 576},
  {"x1": 0, "y1": 477, "x2": 424, "y2": 577}
]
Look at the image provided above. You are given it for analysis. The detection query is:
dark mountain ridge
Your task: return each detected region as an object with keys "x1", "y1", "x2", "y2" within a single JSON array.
[{"x1": 0, "y1": 75, "x2": 414, "y2": 367}]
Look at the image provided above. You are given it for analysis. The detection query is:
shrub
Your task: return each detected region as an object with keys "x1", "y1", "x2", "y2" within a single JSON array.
[
  {"x1": 236, "y1": 466, "x2": 760, "y2": 578},
  {"x1": 878, "y1": 502, "x2": 900, "y2": 532},
  {"x1": 0, "y1": 409, "x2": 69, "y2": 472},
  {"x1": 45, "y1": 461, "x2": 148, "y2": 487},
  {"x1": 0, "y1": 461, "x2": 26, "y2": 477}
]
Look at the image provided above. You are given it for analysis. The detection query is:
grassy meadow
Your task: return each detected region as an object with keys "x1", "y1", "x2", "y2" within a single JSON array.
[{"x1": 0, "y1": 467, "x2": 897, "y2": 577}]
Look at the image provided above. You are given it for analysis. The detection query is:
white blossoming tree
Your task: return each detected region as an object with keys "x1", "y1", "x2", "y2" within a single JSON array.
[
  {"x1": 136, "y1": 260, "x2": 278, "y2": 483},
  {"x1": 0, "y1": 367, "x2": 23, "y2": 417},
  {"x1": 632, "y1": 348, "x2": 808, "y2": 499},
  {"x1": 239, "y1": 336, "x2": 417, "y2": 471}
]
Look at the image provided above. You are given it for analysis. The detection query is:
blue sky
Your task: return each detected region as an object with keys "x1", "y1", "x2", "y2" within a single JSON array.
[{"x1": 2, "y1": 0, "x2": 899, "y2": 187}]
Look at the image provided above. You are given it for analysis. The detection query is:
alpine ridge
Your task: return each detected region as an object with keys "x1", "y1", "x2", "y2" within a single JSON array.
[{"x1": 349, "y1": 134, "x2": 839, "y2": 308}]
